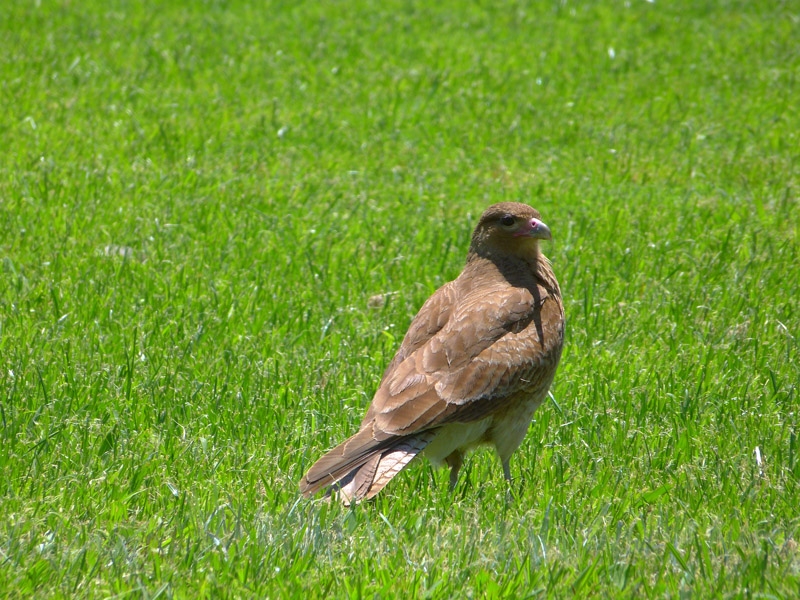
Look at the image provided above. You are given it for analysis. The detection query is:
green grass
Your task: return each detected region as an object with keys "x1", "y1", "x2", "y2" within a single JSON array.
[{"x1": 1, "y1": 0, "x2": 798, "y2": 597}]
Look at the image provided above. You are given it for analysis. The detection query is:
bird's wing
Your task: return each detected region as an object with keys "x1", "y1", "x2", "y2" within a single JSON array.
[
  {"x1": 299, "y1": 283, "x2": 459, "y2": 498},
  {"x1": 376, "y1": 281, "x2": 460, "y2": 379},
  {"x1": 300, "y1": 263, "x2": 563, "y2": 498},
  {"x1": 367, "y1": 275, "x2": 563, "y2": 436}
]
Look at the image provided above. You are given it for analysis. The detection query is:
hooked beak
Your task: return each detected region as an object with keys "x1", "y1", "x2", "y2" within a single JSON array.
[{"x1": 515, "y1": 217, "x2": 552, "y2": 240}]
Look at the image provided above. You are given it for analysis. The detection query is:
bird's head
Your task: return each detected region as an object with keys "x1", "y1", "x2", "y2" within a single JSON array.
[{"x1": 468, "y1": 202, "x2": 552, "y2": 263}]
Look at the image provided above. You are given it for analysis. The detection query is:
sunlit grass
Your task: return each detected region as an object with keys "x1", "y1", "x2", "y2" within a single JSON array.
[{"x1": 1, "y1": 0, "x2": 798, "y2": 597}]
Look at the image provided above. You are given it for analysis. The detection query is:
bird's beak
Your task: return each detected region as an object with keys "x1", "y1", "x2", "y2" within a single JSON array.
[{"x1": 517, "y1": 218, "x2": 552, "y2": 240}]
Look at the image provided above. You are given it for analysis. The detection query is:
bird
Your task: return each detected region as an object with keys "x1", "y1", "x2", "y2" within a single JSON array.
[{"x1": 299, "y1": 202, "x2": 564, "y2": 504}]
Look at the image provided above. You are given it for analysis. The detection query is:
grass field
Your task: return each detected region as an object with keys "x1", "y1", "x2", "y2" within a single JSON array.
[{"x1": 1, "y1": 0, "x2": 799, "y2": 597}]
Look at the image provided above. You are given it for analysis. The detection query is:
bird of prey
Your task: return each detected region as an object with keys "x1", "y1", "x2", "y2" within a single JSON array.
[{"x1": 299, "y1": 202, "x2": 564, "y2": 504}]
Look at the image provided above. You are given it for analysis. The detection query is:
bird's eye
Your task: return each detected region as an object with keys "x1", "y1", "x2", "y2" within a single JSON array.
[{"x1": 499, "y1": 215, "x2": 516, "y2": 227}]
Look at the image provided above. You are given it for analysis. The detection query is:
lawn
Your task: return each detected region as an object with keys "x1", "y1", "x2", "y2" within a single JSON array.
[{"x1": 1, "y1": 0, "x2": 798, "y2": 597}]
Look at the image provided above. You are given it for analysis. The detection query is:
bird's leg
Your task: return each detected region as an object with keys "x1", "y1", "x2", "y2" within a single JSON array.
[
  {"x1": 502, "y1": 458, "x2": 523, "y2": 502},
  {"x1": 445, "y1": 451, "x2": 464, "y2": 491}
]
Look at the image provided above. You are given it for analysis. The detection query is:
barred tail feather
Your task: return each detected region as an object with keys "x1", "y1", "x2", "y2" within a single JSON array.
[{"x1": 301, "y1": 431, "x2": 435, "y2": 505}]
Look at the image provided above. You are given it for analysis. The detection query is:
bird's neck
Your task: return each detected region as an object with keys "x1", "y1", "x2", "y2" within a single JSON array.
[
  {"x1": 466, "y1": 240, "x2": 542, "y2": 270},
  {"x1": 466, "y1": 249, "x2": 550, "y2": 289}
]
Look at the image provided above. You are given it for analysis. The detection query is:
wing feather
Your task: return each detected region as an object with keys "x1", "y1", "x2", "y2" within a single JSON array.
[{"x1": 368, "y1": 264, "x2": 563, "y2": 435}]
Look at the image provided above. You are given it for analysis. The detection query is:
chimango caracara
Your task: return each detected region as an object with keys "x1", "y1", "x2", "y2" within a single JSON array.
[{"x1": 299, "y1": 202, "x2": 564, "y2": 504}]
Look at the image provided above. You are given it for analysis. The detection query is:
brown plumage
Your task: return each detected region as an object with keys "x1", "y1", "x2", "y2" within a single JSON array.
[{"x1": 299, "y1": 202, "x2": 565, "y2": 504}]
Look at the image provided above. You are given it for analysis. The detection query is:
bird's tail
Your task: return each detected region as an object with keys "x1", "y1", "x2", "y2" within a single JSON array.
[{"x1": 299, "y1": 430, "x2": 435, "y2": 505}]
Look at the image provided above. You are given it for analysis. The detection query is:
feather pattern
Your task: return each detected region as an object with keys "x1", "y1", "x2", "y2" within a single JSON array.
[{"x1": 299, "y1": 203, "x2": 565, "y2": 504}]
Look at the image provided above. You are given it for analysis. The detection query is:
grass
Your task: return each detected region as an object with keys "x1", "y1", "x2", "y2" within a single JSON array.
[{"x1": 1, "y1": 0, "x2": 798, "y2": 597}]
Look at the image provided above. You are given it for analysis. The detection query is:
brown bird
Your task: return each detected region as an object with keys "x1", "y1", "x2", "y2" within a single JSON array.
[{"x1": 299, "y1": 202, "x2": 564, "y2": 504}]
